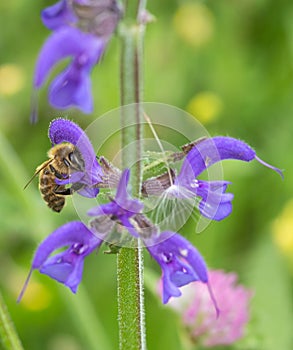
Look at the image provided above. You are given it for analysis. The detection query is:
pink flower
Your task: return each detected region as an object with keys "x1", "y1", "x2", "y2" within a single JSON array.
[{"x1": 165, "y1": 270, "x2": 253, "y2": 347}]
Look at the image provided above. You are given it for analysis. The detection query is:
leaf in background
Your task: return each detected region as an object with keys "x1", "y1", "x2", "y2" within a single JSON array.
[{"x1": 243, "y1": 232, "x2": 293, "y2": 350}]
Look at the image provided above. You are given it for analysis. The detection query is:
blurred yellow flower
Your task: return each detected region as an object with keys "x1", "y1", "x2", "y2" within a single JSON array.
[
  {"x1": 20, "y1": 281, "x2": 52, "y2": 311},
  {"x1": 273, "y1": 200, "x2": 293, "y2": 257},
  {"x1": 187, "y1": 91, "x2": 223, "y2": 123},
  {"x1": 173, "y1": 2, "x2": 214, "y2": 48},
  {"x1": 0, "y1": 64, "x2": 25, "y2": 96}
]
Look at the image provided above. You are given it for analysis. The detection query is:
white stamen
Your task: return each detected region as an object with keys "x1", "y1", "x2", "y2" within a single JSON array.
[
  {"x1": 190, "y1": 180, "x2": 199, "y2": 188},
  {"x1": 180, "y1": 248, "x2": 188, "y2": 257},
  {"x1": 205, "y1": 156, "x2": 211, "y2": 167}
]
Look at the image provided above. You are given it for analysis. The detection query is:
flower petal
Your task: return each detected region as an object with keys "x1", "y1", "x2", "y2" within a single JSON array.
[
  {"x1": 179, "y1": 137, "x2": 256, "y2": 179},
  {"x1": 196, "y1": 180, "x2": 234, "y2": 221},
  {"x1": 49, "y1": 118, "x2": 103, "y2": 188},
  {"x1": 88, "y1": 201, "x2": 118, "y2": 216},
  {"x1": 88, "y1": 169, "x2": 143, "y2": 217},
  {"x1": 76, "y1": 186, "x2": 99, "y2": 198},
  {"x1": 199, "y1": 200, "x2": 232, "y2": 221},
  {"x1": 115, "y1": 169, "x2": 144, "y2": 214},
  {"x1": 32, "y1": 221, "x2": 101, "y2": 269},
  {"x1": 41, "y1": 0, "x2": 77, "y2": 30},
  {"x1": 120, "y1": 216, "x2": 139, "y2": 238},
  {"x1": 146, "y1": 232, "x2": 208, "y2": 304},
  {"x1": 54, "y1": 170, "x2": 99, "y2": 198},
  {"x1": 34, "y1": 26, "x2": 104, "y2": 88},
  {"x1": 49, "y1": 64, "x2": 93, "y2": 113},
  {"x1": 18, "y1": 221, "x2": 102, "y2": 300},
  {"x1": 174, "y1": 137, "x2": 282, "y2": 221},
  {"x1": 115, "y1": 168, "x2": 130, "y2": 202},
  {"x1": 87, "y1": 169, "x2": 143, "y2": 238},
  {"x1": 40, "y1": 251, "x2": 85, "y2": 293},
  {"x1": 54, "y1": 171, "x2": 84, "y2": 185}
]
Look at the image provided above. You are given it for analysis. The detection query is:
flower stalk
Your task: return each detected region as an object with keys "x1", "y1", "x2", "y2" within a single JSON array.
[{"x1": 118, "y1": 0, "x2": 146, "y2": 348}]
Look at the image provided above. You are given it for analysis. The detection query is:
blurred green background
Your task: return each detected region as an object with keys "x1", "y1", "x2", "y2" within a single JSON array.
[{"x1": 0, "y1": 0, "x2": 293, "y2": 349}]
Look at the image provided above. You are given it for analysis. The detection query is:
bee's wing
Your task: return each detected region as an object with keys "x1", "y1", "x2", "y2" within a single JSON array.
[{"x1": 23, "y1": 159, "x2": 53, "y2": 190}]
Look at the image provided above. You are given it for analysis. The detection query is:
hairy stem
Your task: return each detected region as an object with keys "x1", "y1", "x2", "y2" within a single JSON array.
[{"x1": 117, "y1": 1, "x2": 146, "y2": 349}]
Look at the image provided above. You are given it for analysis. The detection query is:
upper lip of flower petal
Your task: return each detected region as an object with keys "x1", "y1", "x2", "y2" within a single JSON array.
[
  {"x1": 34, "y1": 26, "x2": 105, "y2": 88},
  {"x1": 32, "y1": 221, "x2": 101, "y2": 269},
  {"x1": 41, "y1": 0, "x2": 78, "y2": 30},
  {"x1": 48, "y1": 118, "x2": 102, "y2": 187},
  {"x1": 33, "y1": 25, "x2": 105, "y2": 113},
  {"x1": 178, "y1": 137, "x2": 256, "y2": 180}
]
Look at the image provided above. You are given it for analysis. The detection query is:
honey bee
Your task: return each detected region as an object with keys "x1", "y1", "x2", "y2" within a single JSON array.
[{"x1": 24, "y1": 143, "x2": 85, "y2": 212}]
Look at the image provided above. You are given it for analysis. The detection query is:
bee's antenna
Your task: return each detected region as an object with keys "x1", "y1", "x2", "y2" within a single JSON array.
[
  {"x1": 23, "y1": 176, "x2": 37, "y2": 190},
  {"x1": 23, "y1": 159, "x2": 53, "y2": 190}
]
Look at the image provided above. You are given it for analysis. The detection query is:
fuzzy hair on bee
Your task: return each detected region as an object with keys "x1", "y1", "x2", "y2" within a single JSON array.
[{"x1": 24, "y1": 143, "x2": 85, "y2": 212}]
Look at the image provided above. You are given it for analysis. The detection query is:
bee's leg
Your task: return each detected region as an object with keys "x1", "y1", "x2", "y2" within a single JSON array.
[
  {"x1": 54, "y1": 183, "x2": 84, "y2": 196},
  {"x1": 49, "y1": 165, "x2": 69, "y2": 180},
  {"x1": 54, "y1": 185, "x2": 71, "y2": 196}
]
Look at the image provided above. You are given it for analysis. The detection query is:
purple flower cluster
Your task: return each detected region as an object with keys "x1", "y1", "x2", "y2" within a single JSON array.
[
  {"x1": 19, "y1": 119, "x2": 282, "y2": 313},
  {"x1": 34, "y1": 0, "x2": 121, "y2": 115}
]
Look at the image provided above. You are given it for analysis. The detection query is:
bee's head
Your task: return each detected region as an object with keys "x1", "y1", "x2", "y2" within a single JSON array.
[{"x1": 48, "y1": 143, "x2": 84, "y2": 173}]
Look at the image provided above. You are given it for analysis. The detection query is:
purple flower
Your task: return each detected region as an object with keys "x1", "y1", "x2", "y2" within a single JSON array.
[
  {"x1": 145, "y1": 232, "x2": 219, "y2": 315},
  {"x1": 49, "y1": 118, "x2": 103, "y2": 197},
  {"x1": 18, "y1": 221, "x2": 103, "y2": 301},
  {"x1": 88, "y1": 169, "x2": 144, "y2": 237},
  {"x1": 34, "y1": 26, "x2": 105, "y2": 113},
  {"x1": 166, "y1": 270, "x2": 253, "y2": 347},
  {"x1": 41, "y1": 0, "x2": 77, "y2": 30},
  {"x1": 34, "y1": 0, "x2": 121, "y2": 115},
  {"x1": 167, "y1": 137, "x2": 283, "y2": 221},
  {"x1": 18, "y1": 169, "x2": 143, "y2": 299}
]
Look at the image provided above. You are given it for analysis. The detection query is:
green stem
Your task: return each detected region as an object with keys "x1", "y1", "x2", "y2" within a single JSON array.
[
  {"x1": 117, "y1": 246, "x2": 145, "y2": 350},
  {"x1": 120, "y1": 20, "x2": 144, "y2": 191},
  {"x1": 0, "y1": 292, "x2": 24, "y2": 350},
  {"x1": 117, "y1": 1, "x2": 146, "y2": 349}
]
